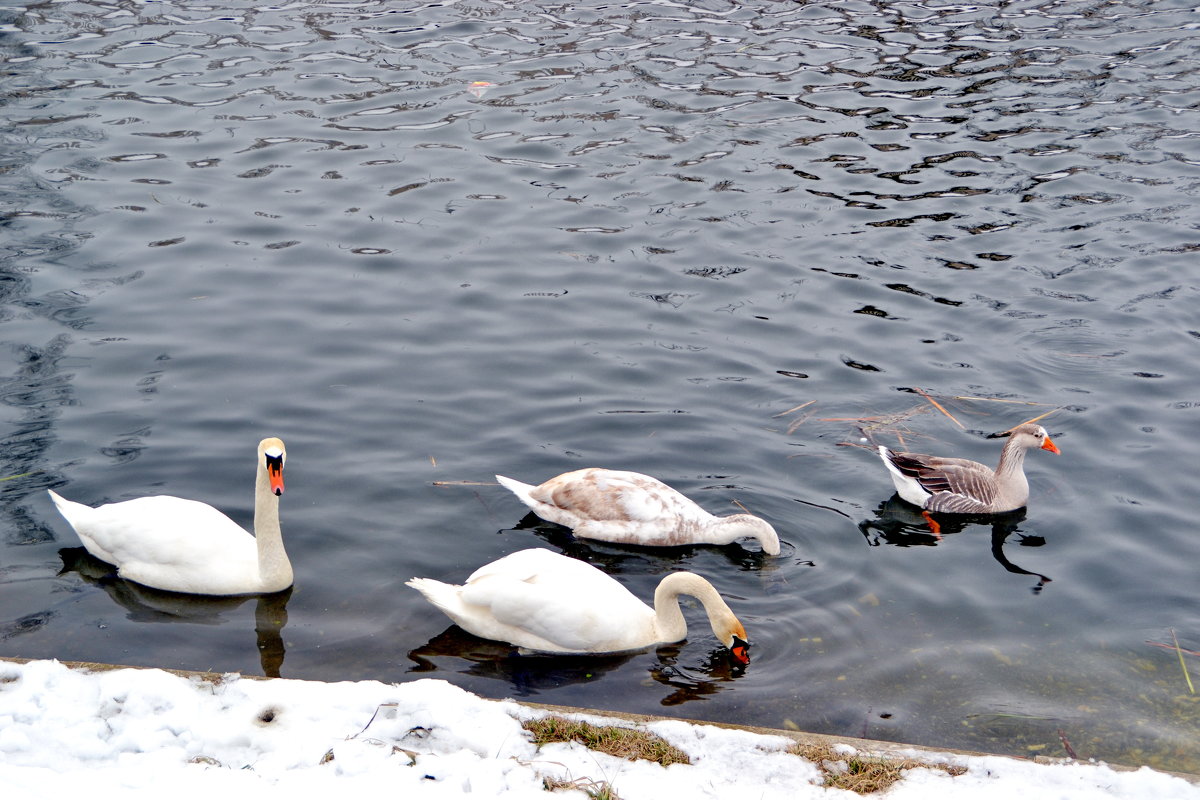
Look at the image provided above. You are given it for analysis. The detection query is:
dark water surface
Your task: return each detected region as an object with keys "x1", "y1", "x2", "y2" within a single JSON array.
[{"x1": 3, "y1": 0, "x2": 1198, "y2": 772}]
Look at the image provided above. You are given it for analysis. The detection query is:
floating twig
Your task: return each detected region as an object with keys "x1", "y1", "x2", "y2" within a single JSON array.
[
  {"x1": 1057, "y1": 729, "x2": 1078, "y2": 760},
  {"x1": 773, "y1": 400, "x2": 815, "y2": 418},
  {"x1": 1145, "y1": 640, "x2": 1200, "y2": 659},
  {"x1": 914, "y1": 388, "x2": 964, "y2": 428},
  {"x1": 989, "y1": 408, "x2": 1063, "y2": 436},
  {"x1": 952, "y1": 396, "x2": 1055, "y2": 406},
  {"x1": 1017, "y1": 408, "x2": 1060, "y2": 427},
  {"x1": 786, "y1": 408, "x2": 819, "y2": 435}
]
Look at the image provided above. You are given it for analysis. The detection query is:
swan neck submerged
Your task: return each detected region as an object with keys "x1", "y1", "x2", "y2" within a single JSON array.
[
  {"x1": 253, "y1": 458, "x2": 292, "y2": 592},
  {"x1": 714, "y1": 514, "x2": 780, "y2": 555}
]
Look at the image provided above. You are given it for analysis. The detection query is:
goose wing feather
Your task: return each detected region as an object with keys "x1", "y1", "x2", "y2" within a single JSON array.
[{"x1": 887, "y1": 453, "x2": 997, "y2": 511}]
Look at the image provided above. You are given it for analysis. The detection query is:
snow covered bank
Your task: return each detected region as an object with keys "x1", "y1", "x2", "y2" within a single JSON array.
[{"x1": 0, "y1": 658, "x2": 1196, "y2": 799}]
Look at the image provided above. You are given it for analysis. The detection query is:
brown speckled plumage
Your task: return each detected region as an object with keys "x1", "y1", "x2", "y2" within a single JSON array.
[{"x1": 496, "y1": 468, "x2": 780, "y2": 555}]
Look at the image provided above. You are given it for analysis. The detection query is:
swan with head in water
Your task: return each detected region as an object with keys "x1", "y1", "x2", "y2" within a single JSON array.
[
  {"x1": 406, "y1": 548, "x2": 751, "y2": 663},
  {"x1": 47, "y1": 437, "x2": 293, "y2": 596},
  {"x1": 495, "y1": 468, "x2": 780, "y2": 555}
]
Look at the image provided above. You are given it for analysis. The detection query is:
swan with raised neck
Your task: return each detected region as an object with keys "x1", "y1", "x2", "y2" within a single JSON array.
[{"x1": 48, "y1": 437, "x2": 293, "y2": 596}]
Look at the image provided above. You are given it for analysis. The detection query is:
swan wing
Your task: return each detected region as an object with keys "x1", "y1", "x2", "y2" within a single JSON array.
[
  {"x1": 424, "y1": 549, "x2": 654, "y2": 653},
  {"x1": 538, "y1": 470, "x2": 700, "y2": 522},
  {"x1": 51, "y1": 492, "x2": 259, "y2": 593},
  {"x1": 519, "y1": 469, "x2": 714, "y2": 546}
]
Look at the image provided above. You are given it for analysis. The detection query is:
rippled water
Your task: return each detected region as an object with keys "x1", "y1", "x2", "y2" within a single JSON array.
[{"x1": 2, "y1": 0, "x2": 1198, "y2": 772}]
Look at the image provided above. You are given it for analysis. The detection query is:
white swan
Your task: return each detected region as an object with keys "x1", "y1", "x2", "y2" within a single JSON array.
[
  {"x1": 47, "y1": 438, "x2": 293, "y2": 596},
  {"x1": 406, "y1": 548, "x2": 750, "y2": 662},
  {"x1": 495, "y1": 468, "x2": 780, "y2": 555}
]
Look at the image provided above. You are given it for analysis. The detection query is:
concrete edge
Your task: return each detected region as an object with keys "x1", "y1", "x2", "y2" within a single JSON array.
[{"x1": 4, "y1": 656, "x2": 1197, "y2": 785}]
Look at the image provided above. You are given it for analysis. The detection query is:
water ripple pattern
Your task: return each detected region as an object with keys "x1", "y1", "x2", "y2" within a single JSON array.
[{"x1": 1, "y1": 0, "x2": 1198, "y2": 773}]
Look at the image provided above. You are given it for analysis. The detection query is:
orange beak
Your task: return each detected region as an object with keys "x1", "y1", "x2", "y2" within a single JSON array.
[
  {"x1": 267, "y1": 461, "x2": 285, "y2": 496},
  {"x1": 1041, "y1": 436, "x2": 1060, "y2": 455},
  {"x1": 730, "y1": 634, "x2": 750, "y2": 665}
]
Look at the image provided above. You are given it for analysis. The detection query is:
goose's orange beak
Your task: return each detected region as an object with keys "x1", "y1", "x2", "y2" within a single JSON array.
[{"x1": 1041, "y1": 436, "x2": 1060, "y2": 454}]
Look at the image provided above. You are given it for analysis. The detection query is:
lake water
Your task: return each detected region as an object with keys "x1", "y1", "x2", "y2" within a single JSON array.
[{"x1": 2, "y1": 0, "x2": 1198, "y2": 773}]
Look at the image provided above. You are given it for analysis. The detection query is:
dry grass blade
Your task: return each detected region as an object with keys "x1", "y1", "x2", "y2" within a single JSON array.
[
  {"x1": 952, "y1": 396, "x2": 1055, "y2": 406},
  {"x1": 774, "y1": 400, "x2": 816, "y2": 418},
  {"x1": 787, "y1": 409, "x2": 819, "y2": 434},
  {"x1": 1146, "y1": 640, "x2": 1200, "y2": 658},
  {"x1": 541, "y1": 775, "x2": 620, "y2": 800},
  {"x1": 988, "y1": 408, "x2": 1062, "y2": 436},
  {"x1": 1172, "y1": 629, "x2": 1195, "y2": 695},
  {"x1": 914, "y1": 388, "x2": 964, "y2": 428},
  {"x1": 1016, "y1": 408, "x2": 1060, "y2": 427},
  {"x1": 523, "y1": 716, "x2": 690, "y2": 766},
  {"x1": 790, "y1": 741, "x2": 966, "y2": 794}
]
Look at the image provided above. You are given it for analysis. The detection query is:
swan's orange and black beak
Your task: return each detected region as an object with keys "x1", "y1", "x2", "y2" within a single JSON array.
[
  {"x1": 1041, "y1": 436, "x2": 1060, "y2": 454},
  {"x1": 265, "y1": 453, "x2": 285, "y2": 496},
  {"x1": 730, "y1": 634, "x2": 750, "y2": 665}
]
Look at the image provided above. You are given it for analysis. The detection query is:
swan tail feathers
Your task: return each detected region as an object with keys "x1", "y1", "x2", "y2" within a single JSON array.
[
  {"x1": 406, "y1": 577, "x2": 462, "y2": 616},
  {"x1": 495, "y1": 474, "x2": 536, "y2": 504},
  {"x1": 47, "y1": 488, "x2": 89, "y2": 519}
]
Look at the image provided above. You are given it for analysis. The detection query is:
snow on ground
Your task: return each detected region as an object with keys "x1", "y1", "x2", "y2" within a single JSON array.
[{"x1": 0, "y1": 659, "x2": 1196, "y2": 799}]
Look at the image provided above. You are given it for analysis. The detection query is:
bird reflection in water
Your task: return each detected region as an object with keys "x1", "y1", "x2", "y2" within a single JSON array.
[
  {"x1": 57, "y1": 546, "x2": 291, "y2": 676},
  {"x1": 407, "y1": 626, "x2": 635, "y2": 696},
  {"x1": 859, "y1": 497, "x2": 1052, "y2": 593},
  {"x1": 407, "y1": 625, "x2": 747, "y2": 704},
  {"x1": 649, "y1": 641, "x2": 748, "y2": 706}
]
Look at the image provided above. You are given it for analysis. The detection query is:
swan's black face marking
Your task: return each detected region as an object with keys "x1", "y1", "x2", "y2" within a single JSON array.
[
  {"x1": 730, "y1": 634, "x2": 751, "y2": 665},
  {"x1": 265, "y1": 452, "x2": 285, "y2": 496}
]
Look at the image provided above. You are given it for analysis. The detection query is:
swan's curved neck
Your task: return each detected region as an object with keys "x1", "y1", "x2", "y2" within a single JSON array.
[
  {"x1": 652, "y1": 572, "x2": 734, "y2": 643},
  {"x1": 712, "y1": 514, "x2": 779, "y2": 553},
  {"x1": 254, "y1": 463, "x2": 292, "y2": 592}
]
